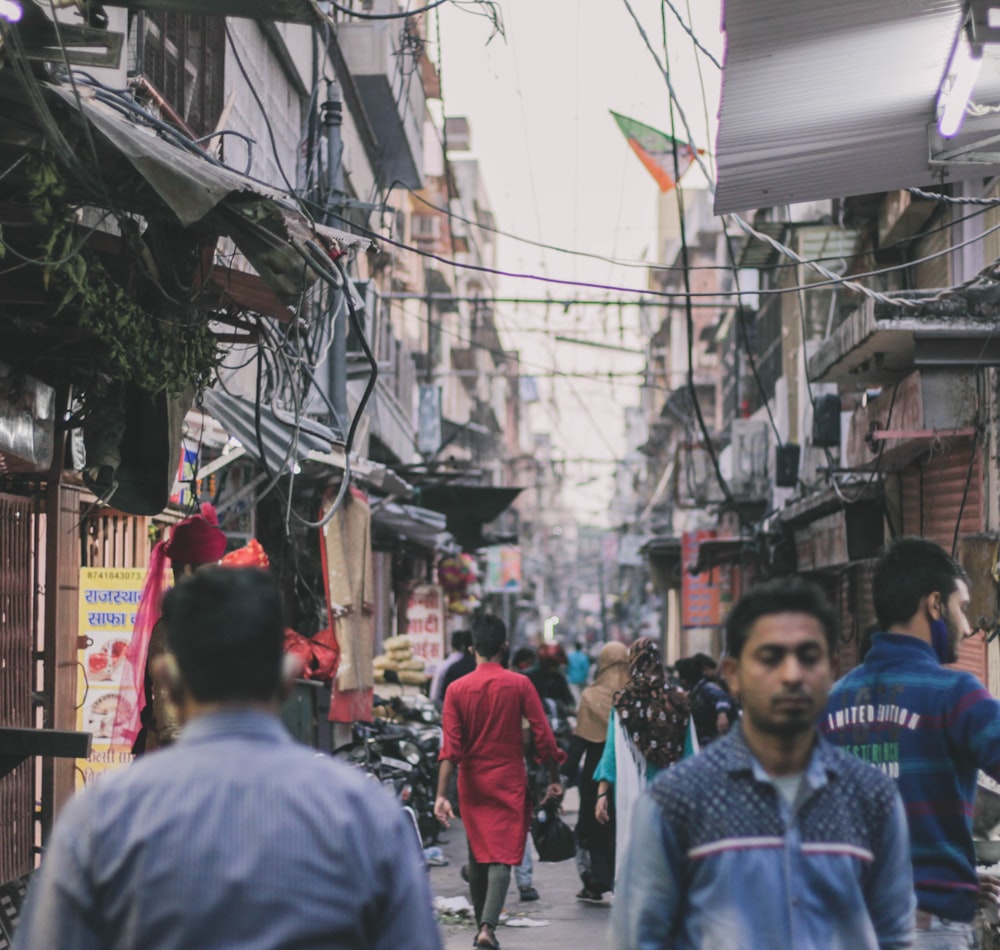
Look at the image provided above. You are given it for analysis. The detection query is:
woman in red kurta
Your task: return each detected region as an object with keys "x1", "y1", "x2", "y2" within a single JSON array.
[{"x1": 436, "y1": 616, "x2": 563, "y2": 950}]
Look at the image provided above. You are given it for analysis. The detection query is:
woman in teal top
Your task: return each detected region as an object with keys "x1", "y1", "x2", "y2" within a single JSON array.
[{"x1": 593, "y1": 638, "x2": 689, "y2": 880}]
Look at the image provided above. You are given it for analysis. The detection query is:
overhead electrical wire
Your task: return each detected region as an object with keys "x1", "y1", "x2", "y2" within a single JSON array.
[
  {"x1": 323, "y1": 197, "x2": 1000, "y2": 305},
  {"x1": 405, "y1": 183, "x2": 1000, "y2": 277},
  {"x1": 662, "y1": 0, "x2": 721, "y2": 69}
]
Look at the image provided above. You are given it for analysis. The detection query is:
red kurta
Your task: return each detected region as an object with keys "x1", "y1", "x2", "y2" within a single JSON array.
[{"x1": 440, "y1": 663, "x2": 563, "y2": 864}]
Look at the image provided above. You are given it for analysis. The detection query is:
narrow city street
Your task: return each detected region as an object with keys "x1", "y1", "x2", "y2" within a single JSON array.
[{"x1": 429, "y1": 789, "x2": 615, "y2": 949}]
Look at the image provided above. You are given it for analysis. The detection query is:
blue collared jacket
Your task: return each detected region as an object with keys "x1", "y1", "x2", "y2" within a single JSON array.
[{"x1": 610, "y1": 726, "x2": 915, "y2": 949}]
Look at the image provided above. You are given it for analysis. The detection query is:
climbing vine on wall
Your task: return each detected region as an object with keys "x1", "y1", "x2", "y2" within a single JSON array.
[{"x1": 23, "y1": 159, "x2": 220, "y2": 400}]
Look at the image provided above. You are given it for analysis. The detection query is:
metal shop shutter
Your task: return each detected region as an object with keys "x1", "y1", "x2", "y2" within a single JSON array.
[
  {"x1": 836, "y1": 560, "x2": 877, "y2": 679},
  {"x1": 899, "y1": 439, "x2": 986, "y2": 684},
  {"x1": 899, "y1": 439, "x2": 982, "y2": 549},
  {"x1": 0, "y1": 494, "x2": 35, "y2": 884}
]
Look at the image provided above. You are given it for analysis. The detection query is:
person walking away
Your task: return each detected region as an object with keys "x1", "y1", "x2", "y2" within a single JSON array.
[
  {"x1": 527, "y1": 641, "x2": 576, "y2": 714},
  {"x1": 824, "y1": 537, "x2": 1000, "y2": 947},
  {"x1": 435, "y1": 615, "x2": 564, "y2": 950},
  {"x1": 612, "y1": 578, "x2": 914, "y2": 950},
  {"x1": 512, "y1": 644, "x2": 542, "y2": 903},
  {"x1": 675, "y1": 652, "x2": 737, "y2": 750},
  {"x1": 567, "y1": 639, "x2": 591, "y2": 703},
  {"x1": 593, "y1": 637, "x2": 688, "y2": 879},
  {"x1": 15, "y1": 567, "x2": 441, "y2": 950},
  {"x1": 440, "y1": 632, "x2": 476, "y2": 700},
  {"x1": 565, "y1": 641, "x2": 628, "y2": 904},
  {"x1": 431, "y1": 629, "x2": 471, "y2": 708}
]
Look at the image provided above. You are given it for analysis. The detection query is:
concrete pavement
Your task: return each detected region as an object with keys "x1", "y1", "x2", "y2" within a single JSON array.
[{"x1": 428, "y1": 789, "x2": 616, "y2": 949}]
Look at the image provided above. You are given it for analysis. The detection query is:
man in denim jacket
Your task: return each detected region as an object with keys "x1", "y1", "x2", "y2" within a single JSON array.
[{"x1": 611, "y1": 578, "x2": 914, "y2": 949}]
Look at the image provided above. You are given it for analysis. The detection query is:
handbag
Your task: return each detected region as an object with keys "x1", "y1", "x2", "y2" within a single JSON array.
[{"x1": 530, "y1": 799, "x2": 576, "y2": 863}]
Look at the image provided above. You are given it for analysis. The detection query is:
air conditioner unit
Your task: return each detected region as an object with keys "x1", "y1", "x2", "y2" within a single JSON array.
[{"x1": 412, "y1": 214, "x2": 442, "y2": 243}]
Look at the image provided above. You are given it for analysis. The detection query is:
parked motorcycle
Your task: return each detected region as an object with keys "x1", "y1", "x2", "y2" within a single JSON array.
[{"x1": 333, "y1": 695, "x2": 441, "y2": 847}]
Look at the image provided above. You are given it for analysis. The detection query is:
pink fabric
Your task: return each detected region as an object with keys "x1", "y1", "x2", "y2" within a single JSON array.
[{"x1": 111, "y1": 541, "x2": 169, "y2": 747}]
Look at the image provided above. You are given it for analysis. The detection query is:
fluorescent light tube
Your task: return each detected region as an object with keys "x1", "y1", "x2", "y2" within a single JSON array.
[{"x1": 938, "y1": 29, "x2": 983, "y2": 138}]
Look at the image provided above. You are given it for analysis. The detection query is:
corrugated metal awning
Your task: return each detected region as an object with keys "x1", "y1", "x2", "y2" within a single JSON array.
[
  {"x1": 371, "y1": 501, "x2": 456, "y2": 555},
  {"x1": 200, "y1": 390, "x2": 412, "y2": 496},
  {"x1": 714, "y1": 0, "x2": 1000, "y2": 213},
  {"x1": 42, "y1": 82, "x2": 370, "y2": 305}
]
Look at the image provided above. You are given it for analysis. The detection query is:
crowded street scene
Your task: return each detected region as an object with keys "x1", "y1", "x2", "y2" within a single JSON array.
[{"x1": 5, "y1": 0, "x2": 1000, "y2": 947}]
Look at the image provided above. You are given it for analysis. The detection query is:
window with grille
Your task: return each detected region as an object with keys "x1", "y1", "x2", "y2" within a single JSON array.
[{"x1": 135, "y1": 14, "x2": 225, "y2": 138}]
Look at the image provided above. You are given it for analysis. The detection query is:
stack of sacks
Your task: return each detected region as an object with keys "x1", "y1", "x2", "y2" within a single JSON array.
[{"x1": 373, "y1": 634, "x2": 428, "y2": 686}]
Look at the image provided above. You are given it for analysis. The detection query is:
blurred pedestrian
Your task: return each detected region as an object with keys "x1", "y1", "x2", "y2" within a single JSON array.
[
  {"x1": 566, "y1": 641, "x2": 629, "y2": 904},
  {"x1": 510, "y1": 643, "x2": 542, "y2": 902},
  {"x1": 17, "y1": 567, "x2": 441, "y2": 950},
  {"x1": 675, "y1": 652, "x2": 737, "y2": 751},
  {"x1": 824, "y1": 537, "x2": 1000, "y2": 946},
  {"x1": 566, "y1": 639, "x2": 591, "y2": 702},
  {"x1": 440, "y1": 631, "x2": 476, "y2": 700},
  {"x1": 431, "y1": 629, "x2": 471, "y2": 707},
  {"x1": 435, "y1": 615, "x2": 564, "y2": 950},
  {"x1": 527, "y1": 641, "x2": 576, "y2": 712},
  {"x1": 511, "y1": 645, "x2": 536, "y2": 672},
  {"x1": 611, "y1": 578, "x2": 914, "y2": 950},
  {"x1": 593, "y1": 637, "x2": 688, "y2": 877}
]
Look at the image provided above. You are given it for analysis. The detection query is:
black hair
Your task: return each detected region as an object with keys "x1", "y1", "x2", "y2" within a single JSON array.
[
  {"x1": 512, "y1": 646, "x2": 537, "y2": 668},
  {"x1": 451, "y1": 629, "x2": 472, "y2": 651},
  {"x1": 471, "y1": 614, "x2": 506, "y2": 659},
  {"x1": 163, "y1": 567, "x2": 284, "y2": 703},
  {"x1": 692, "y1": 652, "x2": 716, "y2": 670},
  {"x1": 873, "y1": 537, "x2": 969, "y2": 631},
  {"x1": 724, "y1": 577, "x2": 839, "y2": 658},
  {"x1": 674, "y1": 656, "x2": 704, "y2": 690}
]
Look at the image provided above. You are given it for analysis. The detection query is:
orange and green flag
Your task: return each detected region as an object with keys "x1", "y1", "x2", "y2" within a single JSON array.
[{"x1": 610, "y1": 110, "x2": 702, "y2": 192}]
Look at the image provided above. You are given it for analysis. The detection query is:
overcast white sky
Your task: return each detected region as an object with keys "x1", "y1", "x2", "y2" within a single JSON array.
[{"x1": 435, "y1": 0, "x2": 724, "y2": 523}]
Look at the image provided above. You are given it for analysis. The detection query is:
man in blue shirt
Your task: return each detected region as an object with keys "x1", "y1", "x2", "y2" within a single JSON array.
[
  {"x1": 15, "y1": 567, "x2": 442, "y2": 950},
  {"x1": 612, "y1": 578, "x2": 914, "y2": 949}
]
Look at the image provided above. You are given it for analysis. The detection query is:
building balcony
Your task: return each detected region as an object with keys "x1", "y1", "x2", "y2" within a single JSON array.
[
  {"x1": 808, "y1": 292, "x2": 1000, "y2": 389},
  {"x1": 337, "y1": 9, "x2": 426, "y2": 189}
]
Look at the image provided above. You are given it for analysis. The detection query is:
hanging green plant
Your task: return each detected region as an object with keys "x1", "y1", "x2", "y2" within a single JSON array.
[{"x1": 24, "y1": 159, "x2": 221, "y2": 401}]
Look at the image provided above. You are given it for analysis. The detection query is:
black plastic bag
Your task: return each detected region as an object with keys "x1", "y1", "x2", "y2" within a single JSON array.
[{"x1": 530, "y1": 800, "x2": 576, "y2": 863}]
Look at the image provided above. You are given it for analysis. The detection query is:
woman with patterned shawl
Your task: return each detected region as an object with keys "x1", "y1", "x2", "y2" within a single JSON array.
[{"x1": 592, "y1": 637, "x2": 689, "y2": 882}]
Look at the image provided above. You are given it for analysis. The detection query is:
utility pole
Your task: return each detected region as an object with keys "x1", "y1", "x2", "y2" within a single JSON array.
[{"x1": 322, "y1": 81, "x2": 348, "y2": 434}]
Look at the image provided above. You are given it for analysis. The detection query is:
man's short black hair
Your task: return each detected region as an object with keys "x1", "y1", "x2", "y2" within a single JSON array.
[
  {"x1": 724, "y1": 577, "x2": 839, "y2": 658},
  {"x1": 674, "y1": 656, "x2": 703, "y2": 690},
  {"x1": 512, "y1": 646, "x2": 536, "y2": 668},
  {"x1": 451, "y1": 629, "x2": 472, "y2": 651},
  {"x1": 163, "y1": 567, "x2": 284, "y2": 703},
  {"x1": 873, "y1": 537, "x2": 969, "y2": 631},
  {"x1": 471, "y1": 614, "x2": 506, "y2": 659}
]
